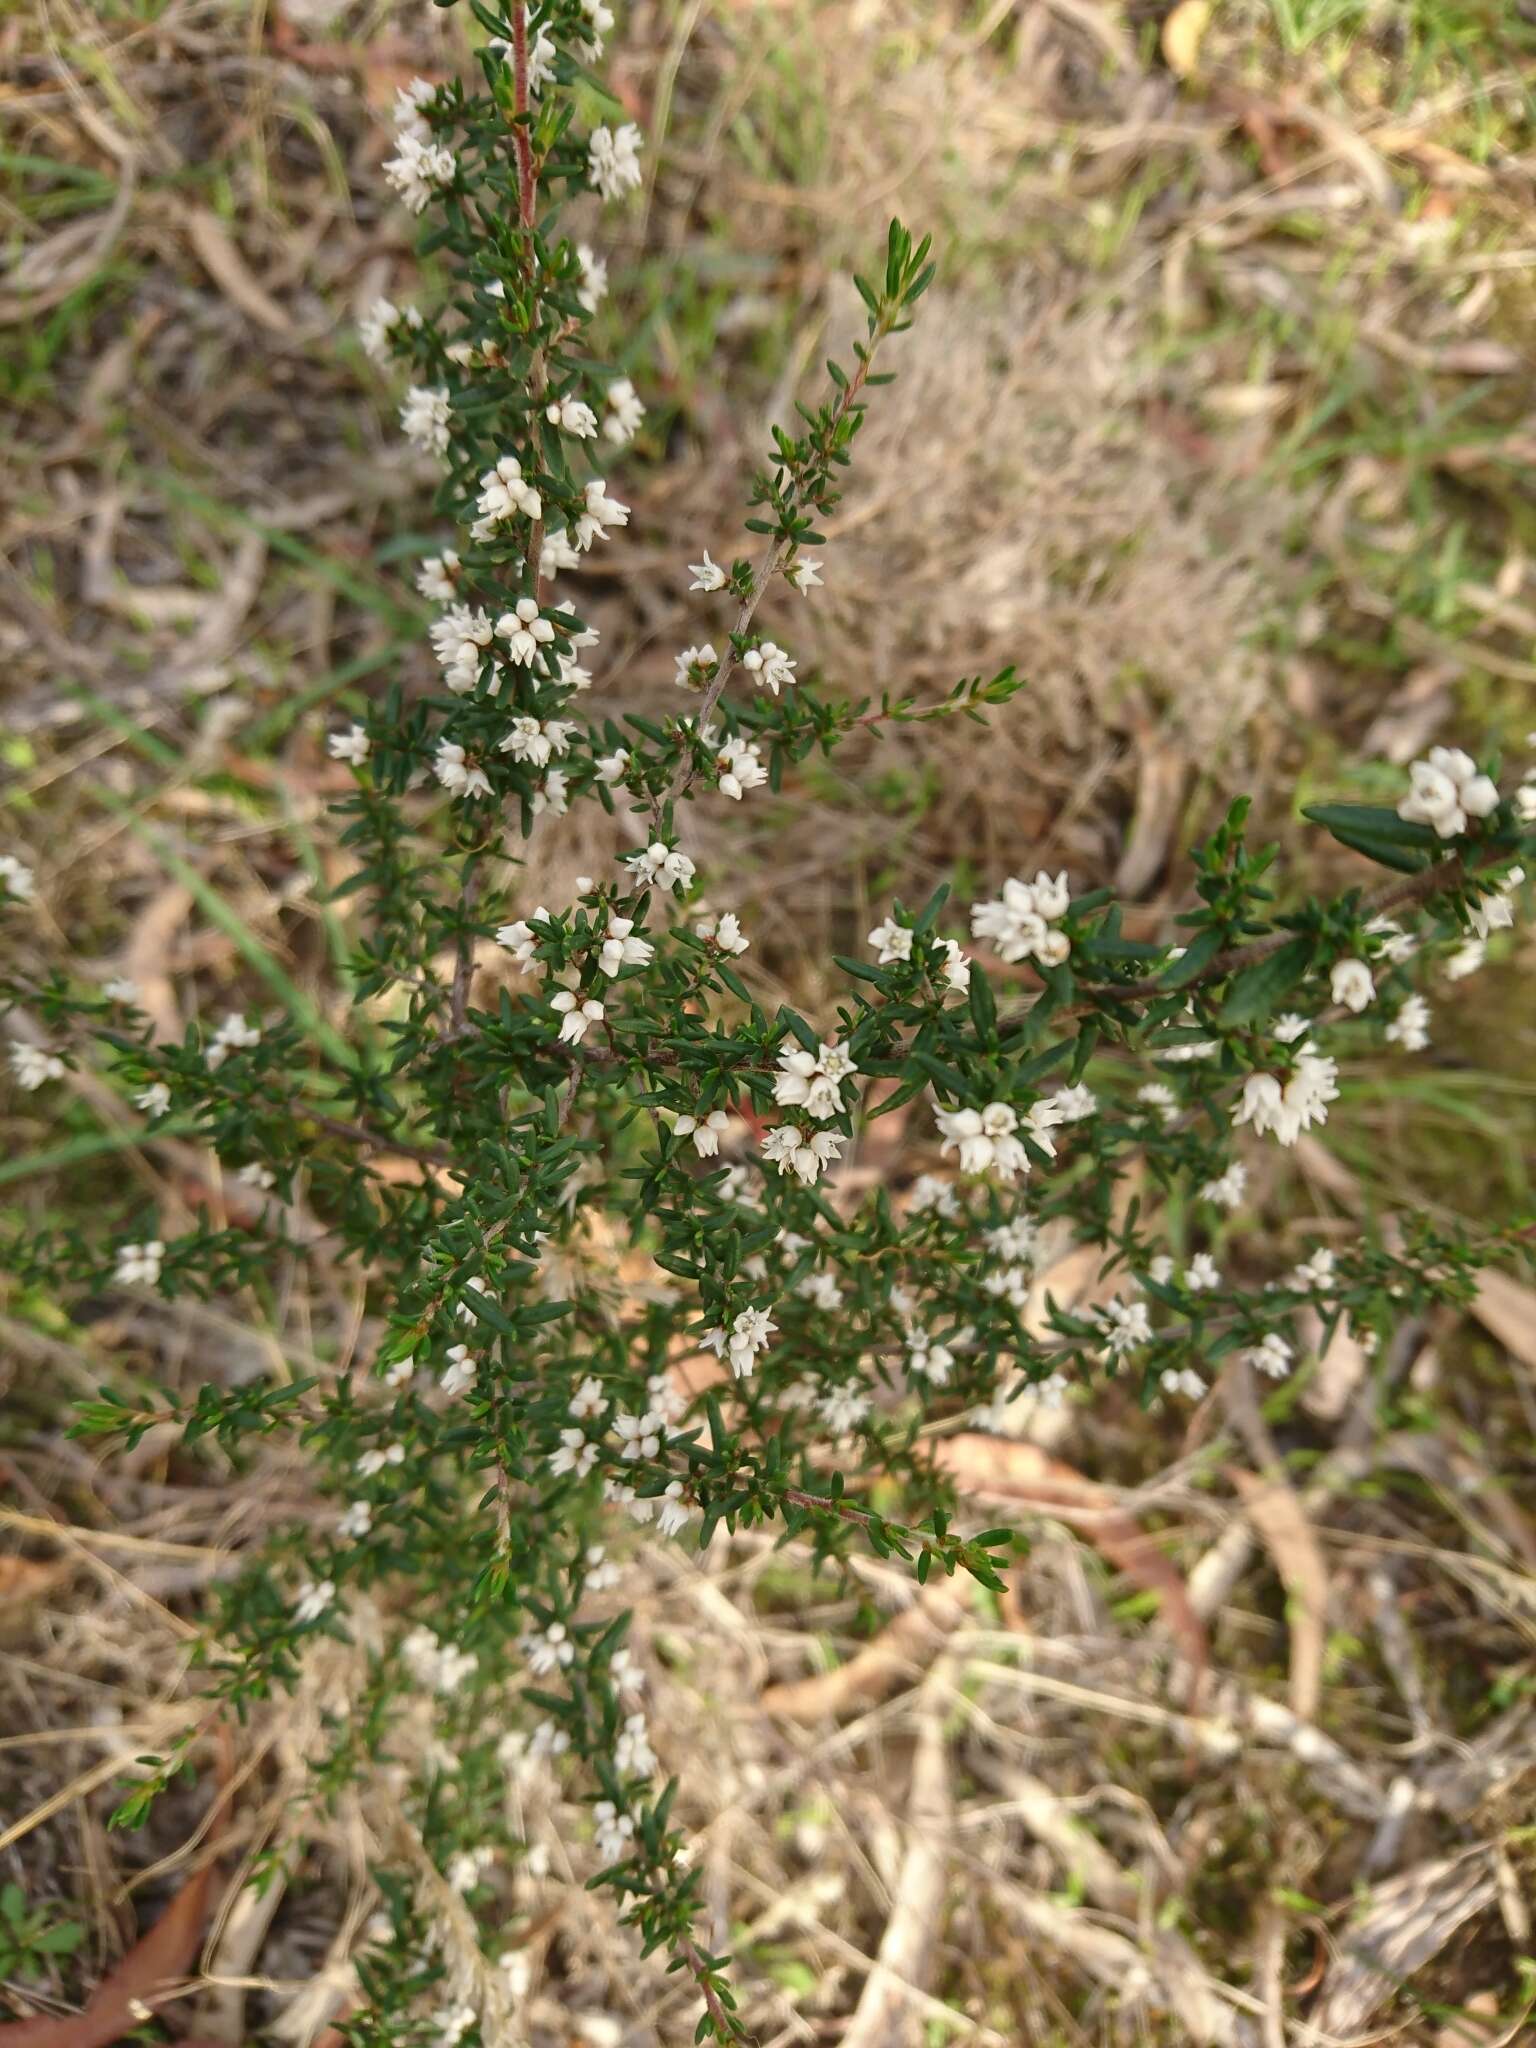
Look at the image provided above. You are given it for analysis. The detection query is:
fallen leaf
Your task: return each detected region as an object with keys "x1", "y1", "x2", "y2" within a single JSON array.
[
  {"x1": 1161, "y1": 0, "x2": 1213, "y2": 81},
  {"x1": 1230, "y1": 1467, "x2": 1329, "y2": 1718},
  {"x1": 927, "y1": 1434, "x2": 1208, "y2": 1693},
  {"x1": 0, "y1": 1746, "x2": 231, "y2": 2048},
  {"x1": 184, "y1": 208, "x2": 294, "y2": 335},
  {"x1": 1114, "y1": 732, "x2": 1186, "y2": 898},
  {"x1": 761, "y1": 1581, "x2": 969, "y2": 1721}
]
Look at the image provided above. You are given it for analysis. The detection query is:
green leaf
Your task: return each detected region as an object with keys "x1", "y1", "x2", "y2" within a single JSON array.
[{"x1": 1217, "y1": 936, "x2": 1316, "y2": 1027}]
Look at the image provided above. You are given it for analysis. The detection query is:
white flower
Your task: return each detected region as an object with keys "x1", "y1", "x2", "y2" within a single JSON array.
[
  {"x1": 1330, "y1": 957, "x2": 1375, "y2": 1012},
  {"x1": 1185, "y1": 1252, "x2": 1221, "y2": 1292},
  {"x1": 797, "y1": 1268, "x2": 844, "y2": 1308},
  {"x1": 0, "y1": 855, "x2": 36, "y2": 902},
  {"x1": 907, "y1": 1334, "x2": 956, "y2": 1386},
  {"x1": 447, "y1": 1846, "x2": 495, "y2": 1894},
  {"x1": 1273, "y1": 1011, "x2": 1313, "y2": 1042},
  {"x1": 1201, "y1": 1161, "x2": 1248, "y2": 1209},
  {"x1": 588, "y1": 123, "x2": 644, "y2": 202},
  {"x1": 382, "y1": 131, "x2": 456, "y2": 213},
  {"x1": 1097, "y1": 1296, "x2": 1153, "y2": 1356},
  {"x1": 294, "y1": 1579, "x2": 336, "y2": 1624},
  {"x1": 1137, "y1": 1082, "x2": 1179, "y2": 1126},
  {"x1": 688, "y1": 550, "x2": 727, "y2": 592},
  {"x1": 579, "y1": 0, "x2": 616, "y2": 52},
  {"x1": 416, "y1": 549, "x2": 459, "y2": 601},
  {"x1": 434, "y1": 741, "x2": 491, "y2": 800},
  {"x1": 570, "y1": 1375, "x2": 606, "y2": 1420},
  {"x1": 400, "y1": 384, "x2": 451, "y2": 455},
  {"x1": 431, "y1": 2006, "x2": 477, "y2": 2048},
  {"x1": 441, "y1": 1343, "x2": 477, "y2": 1397},
  {"x1": 740, "y1": 640, "x2": 795, "y2": 695},
  {"x1": 496, "y1": 910, "x2": 548, "y2": 969},
  {"x1": 549, "y1": 1428, "x2": 597, "y2": 1477},
  {"x1": 1161, "y1": 1367, "x2": 1207, "y2": 1401},
  {"x1": 1385, "y1": 994, "x2": 1431, "y2": 1052},
  {"x1": 359, "y1": 297, "x2": 402, "y2": 362},
  {"x1": 206, "y1": 1012, "x2": 260, "y2": 1070},
  {"x1": 545, "y1": 393, "x2": 598, "y2": 438},
  {"x1": 615, "y1": 1710, "x2": 657, "y2": 1775},
  {"x1": 393, "y1": 76, "x2": 436, "y2": 131},
  {"x1": 1147, "y1": 1254, "x2": 1175, "y2": 1286},
  {"x1": 574, "y1": 477, "x2": 629, "y2": 549},
  {"x1": 1234, "y1": 1049, "x2": 1339, "y2": 1146},
  {"x1": 674, "y1": 642, "x2": 717, "y2": 689},
  {"x1": 1515, "y1": 775, "x2": 1536, "y2": 825},
  {"x1": 236, "y1": 1162, "x2": 275, "y2": 1190},
  {"x1": 907, "y1": 1173, "x2": 958, "y2": 1219},
  {"x1": 604, "y1": 377, "x2": 645, "y2": 444},
  {"x1": 716, "y1": 736, "x2": 766, "y2": 800},
  {"x1": 818, "y1": 1384, "x2": 870, "y2": 1433},
  {"x1": 495, "y1": 595, "x2": 556, "y2": 667},
  {"x1": 1245, "y1": 1333, "x2": 1294, "y2": 1380},
  {"x1": 1289, "y1": 1247, "x2": 1336, "y2": 1291},
  {"x1": 339, "y1": 1500, "x2": 373, "y2": 1540},
  {"x1": 868, "y1": 916, "x2": 913, "y2": 964},
  {"x1": 114, "y1": 1239, "x2": 165, "y2": 1287},
  {"x1": 599, "y1": 915, "x2": 653, "y2": 976},
  {"x1": 628, "y1": 841, "x2": 696, "y2": 892},
  {"x1": 135, "y1": 1081, "x2": 172, "y2": 1119},
  {"x1": 593, "y1": 1798, "x2": 635, "y2": 1862},
  {"x1": 9, "y1": 1042, "x2": 65, "y2": 1091},
  {"x1": 329, "y1": 724, "x2": 369, "y2": 766},
  {"x1": 533, "y1": 768, "x2": 570, "y2": 819},
  {"x1": 523, "y1": 1621, "x2": 575, "y2": 1675},
  {"x1": 357, "y1": 1443, "x2": 405, "y2": 1477},
  {"x1": 700, "y1": 1304, "x2": 777, "y2": 1377},
  {"x1": 1048, "y1": 1083, "x2": 1097, "y2": 1123},
  {"x1": 575, "y1": 242, "x2": 608, "y2": 312},
  {"x1": 656, "y1": 1481, "x2": 692, "y2": 1539},
  {"x1": 934, "y1": 938, "x2": 971, "y2": 993},
  {"x1": 970, "y1": 872, "x2": 1072, "y2": 965},
  {"x1": 596, "y1": 748, "x2": 630, "y2": 785},
  {"x1": 985, "y1": 1217, "x2": 1037, "y2": 1263},
  {"x1": 477, "y1": 453, "x2": 541, "y2": 526},
  {"x1": 761, "y1": 1123, "x2": 845, "y2": 1185},
  {"x1": 935, "y1": 1100, "x2": 1034, "y2": 1182},
  {"x1": 773, "y1": 1040, "x2": 853, "y2": 1122},
  {"x1": 697, "y1": 910, "x2": 748, "y2": 954},
  {"x1": 674, "y1": 1109, "x2": 730, "y2": 1157},
  {"x1": 1466, "y1": 865, "x2": 1524, "y2": 940},
  {"x1": 784, "y1": 555, "x2": 822, "y2": 593},
  {"x1": 1397, "y1": 746, "x2": 1499, "y2": 838},
  {"x1": 550, "y1": 991, "x2": 605, "y2": 1045}
]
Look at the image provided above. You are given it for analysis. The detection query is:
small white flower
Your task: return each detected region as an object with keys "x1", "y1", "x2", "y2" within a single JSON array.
[
  {"x1": 740, "y1": 640, "x2": 795, "y2": 695},
  {"x1": 205, "y1": 1012, "x2": 260, "y2": 1071},
  {"x1": 1185, "y1": 1252, "x2": 1221, "y2": 1292},
  {"x1": 495, "y1": 595, "x2": 557, "y2": 668},
  {"x1": 1200, "y1": 1161, "x2": 1248, "y2": 1209},
  {"x1": 674, "y1": 642, "x2": 717, "y2": 689},
  {"x1": 688, "y1": 550, "x2": 727, "y2": 592},
  {"x1": 697, "y1": 910, "x2": 748, "y2": 954},
  {"x1": 114, "y1": 1239, "x2": 165, "y2": 1287},
  {"x1": 0, "y1": 855, "x2": 36, "y2": 902},
  {"x1": 588, "y1": 123, "x2": 644, "y2": 203},
  {"x1": 477, "y1": 453, "x2": 542, "y2": 526},
  {"x1": 1329, "y1": 957, "x2": 1374, "y2": 1012},
  {"x1": 655, "y1": 1480, "x2": 691, "y2": 1539},
  {"x1": 549, "y1": 991, "x2": 605, "y2": 1045},
  {"x1": 1245, "y1": 1333, "x2": 1294, "y2": 1380},
  {"x1": 357, "y1": 1443, "x2": 405, "y2": 1477},
  {"x1": 1396, "y1": 746, "x2": 1499, "y2": 839},
  {"x1": 573, "y1": 477, "x2": 629, "y2": 549},
  {"x1": 382, "y1": 131, "x2": 456, "y2": 213},
  {"x1": 674, "y1": 1108, "x2": 730, "y2": 1157},
  {"x1": 760, "y1": 1124, "x2": 846, "y2": 1185},
  {"x1": 592, "y1": 1797, "x2": 635, "y2": 1861},
  {"x1": 575, "y1": 242, "x2": 608, "y2": 313},
  {"x1": 400, "y1": 384, "x2": 452, "y2": 456},
  {"x1": 615, "y1": 1710, "x2": 657, "y2": 1775},
  {"x1": 603, "y1": 377, "x2": 645, "y2": 444},
  {"x1": 416, "y1": 549, "x2": 460, "y2": 601},
  {"x1": 1385, "y1": 994, "x2": 1431, "y2": 1052},
  {"x1": 10, "y1": 1041, "x2": 66, "y2": 1091},
  {"x1": 599, "y1": 914, "x2": 653, "y2": 976},
  {"x1": 868, "y1": 916, "x2": 913, "y2": 964},
  {"x1": 358, "y1": 297, "x2": 402, "y2": 363},
  {"x1": 294, "y1": 1578, "x2": 336, "y2": 1624},
  {"x1": 715, "y1": 735, "x2": 766, "y2": 800},
  {"x1": 328, "y1": 723, "x2": 369, "y2": 766},
  {"x1": 1289, "y1": 1247, "x2": 1337, "y2": 1291},
  {"x1": 135, "y1": 1081, "x2": 172, "y2": 1119},
  {"x1": 629, "y1": 841, "x2": 696, "y2": 892},
  {"x1": 522, "y1": 1621, "x2": 574, "y2": 1675},
  {"x1": 339, "y1": 1499, "x2": 373, "y2": 1540},
  {"x1": 570, "y1": 1374, "x2": 606, "y2": 1420},
  {"x1": 1444, "y1": 939, "x2": 1486, "y2": 981},
  {"x1": 549, "y1": 1428, "x2": 597, "y2": 1477},
  {"x1": 595, "y1": 748, "x2": 630, "y2": 785},
  {"x1": 236, "y1": 1162, "x2": 275, "y2": 1190},
  {"x1": 545, "y1": 393, "x2": 598, "y2": 438},
  {"x1": 432, "y1": 740, "x2": 489, "y2": 800},
  {"x1": 441, "y1": 1344, "x2": 477, "y2": 1397},
  {"x1": 784, "y1": 555, "x2": 823, "y2": 593},
  {"x1": 1137, "y1": 1082, "x2": 1179, "y2": 1126},
  {"x1": 1097, "y1": 1296, "x2": 1153, "y2": 1356}
]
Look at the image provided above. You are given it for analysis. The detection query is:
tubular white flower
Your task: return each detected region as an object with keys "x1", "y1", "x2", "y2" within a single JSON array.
[{"x1": 1329, "y1": 957, "x2": 1374, "y2": 1012}]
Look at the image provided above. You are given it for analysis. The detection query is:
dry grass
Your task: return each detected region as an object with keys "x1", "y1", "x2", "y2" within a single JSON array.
[{"x1": 4, "y1": 0, "x2": 1536, "y2": 2043}]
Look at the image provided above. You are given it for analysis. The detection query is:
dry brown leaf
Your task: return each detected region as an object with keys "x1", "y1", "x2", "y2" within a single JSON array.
[
  {"x1": 1230, "y1": 1467, "x2": 1329, "y2": 1719},
  {"x1": 1161, "y1": 0, "x2": 1213, "y2": 80},
  {"x1": 761, "y1": 1581, "x2": 968, "y2": 1721},
  {"x1": 927, "y1": 1433, "x2": 1208, "y2": 1693},
  {"x1": 1470, "y1": 1267, "x2": 1536, "y2": 1371},
  {"x1": 184, "y1": 208, "x2": 294, "y2": 335}
]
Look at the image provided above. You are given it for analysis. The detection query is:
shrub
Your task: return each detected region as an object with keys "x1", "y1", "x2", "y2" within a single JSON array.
[{"x1": 4, "y1": 2, "x2": 1534, "y2": 2037}]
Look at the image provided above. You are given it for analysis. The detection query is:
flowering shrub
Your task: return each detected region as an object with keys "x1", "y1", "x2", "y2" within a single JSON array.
[{"x1": 5, "y1": 3, "x2": 1535, "y2": 2039}]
